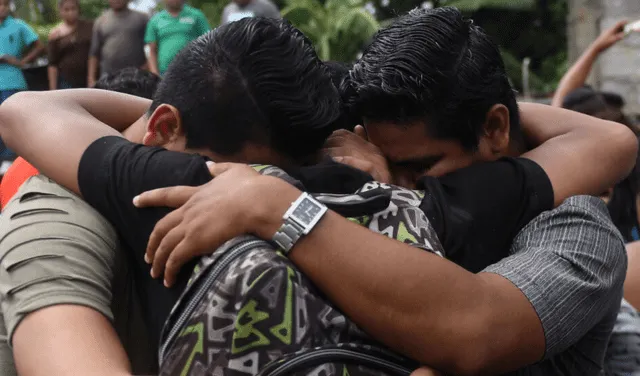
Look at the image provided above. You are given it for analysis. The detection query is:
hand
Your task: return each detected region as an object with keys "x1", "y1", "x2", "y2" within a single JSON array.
[
  {"x1": 0, "y1": 55, "x2": 23, "y2": 67},
  {"x1": 133, "y1": 162, "x2": 300, "y2": 287},
  {"x1": 592, "y1": 20, "x2": 627, "y2": 53},
  {"x1": 323, "y1": 125, "x2": 393, "y2": 184},
  {"x1": 410, "y1": 366, "x2": 443, "y2": 376}
]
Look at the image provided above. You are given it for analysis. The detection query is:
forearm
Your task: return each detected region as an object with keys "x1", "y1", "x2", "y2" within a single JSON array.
[
  {"x1": 87, "y1": 56, "x2": 99, "y2": 85},
  {"x1": 0, "y1": 91, "x2": 125, "y2": 192},
  {"x1": 254, "y1": 177, "x2": 543, "y2": 375},
  {"x1": 21, "y1": 41, "x2": 43, "y2": 65},
  {"x1": 147, "y1": 45, "x2": 159, "y2": 75},
  {"x1": 551, "y1": 45, "x2": 600, "y2": 107},
  {"x1": 520, "y1": 103, "x2": 638, "y2": 205},
  {"x1": 47, "y1": 66, "x2": 58, "y2": 90}
]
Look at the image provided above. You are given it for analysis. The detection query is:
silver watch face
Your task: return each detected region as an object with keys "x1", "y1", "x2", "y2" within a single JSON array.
[{"x1": 291, "y1": 197, "x2": 324, "y2": 225}]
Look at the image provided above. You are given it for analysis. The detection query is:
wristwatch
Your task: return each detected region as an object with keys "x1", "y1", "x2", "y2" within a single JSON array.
[{"x1": 272, "y1": 192, "x2": 328, "y2": 254}]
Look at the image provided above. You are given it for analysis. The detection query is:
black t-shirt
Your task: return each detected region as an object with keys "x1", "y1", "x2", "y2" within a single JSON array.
[
  {"x1": 78, "y1": 136, "x2": 553, "y2": 344},
  {"x1": 418, "y1": 157, "x2": 554, "y2": 272}
]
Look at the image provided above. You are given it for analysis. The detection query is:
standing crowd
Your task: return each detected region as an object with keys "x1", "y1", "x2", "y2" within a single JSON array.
[{"x1": 0, "y1": 2, "x2": 640, "y2": 376}]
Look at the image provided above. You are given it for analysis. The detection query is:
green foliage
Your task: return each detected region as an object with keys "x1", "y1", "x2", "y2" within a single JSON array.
[
  {"x1": 282, "y1": 0, "x2": 379, "y2": 62},
  {"x1": 187, "y1": 0, "x2": 226, "y2": 26}
]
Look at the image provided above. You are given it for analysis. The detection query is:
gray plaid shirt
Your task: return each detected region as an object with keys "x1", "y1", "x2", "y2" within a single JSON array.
[{"x1": 485, "y1": 196, "x2": 627, "y2": 375}]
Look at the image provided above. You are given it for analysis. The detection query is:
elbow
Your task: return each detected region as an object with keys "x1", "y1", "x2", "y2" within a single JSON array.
[
  {"x1": 411, "y1": 317, "x2": 496, "y2": 376},
  {"x1": 607, "y1": 121, "x2": 639, "y2": 178},
  {"x1": 0, "y1": 91, "x2": 32, "y2": 139}
]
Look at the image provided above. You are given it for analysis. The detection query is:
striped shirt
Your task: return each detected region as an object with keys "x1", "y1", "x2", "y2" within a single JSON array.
[{"x1": 485, "y1": 196, "x2": 628, "y2": 375}]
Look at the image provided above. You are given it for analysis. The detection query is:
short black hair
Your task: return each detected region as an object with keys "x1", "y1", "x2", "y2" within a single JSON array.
[
  {"x1": 346, "y1": 7, "x2": 521, "y2": 150},
  {"x1": 324, "y1": 60, "x2": 361, "y2": 131},
  {"x1": 94, "y1": 67, "x2": 160, "y2": 100},
  {"x1": 150, "y1": 17, "x2": 340, "y2": 159}
]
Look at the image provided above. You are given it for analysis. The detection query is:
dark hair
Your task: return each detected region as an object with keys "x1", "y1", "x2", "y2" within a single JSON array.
[
  {"x1": 57, "y1": 0, "x2": 79, "y2": 8},
  {"x1": 324, "y1": 60, "x2": 361, "y2": 131},
  {"x1": 345, "y1": 7, "x2": 521, "y2": 150},
  {"x1": 94, "y1": 67, "x2": 160, "y2": 100},
  {"x1": 149, "y1": 17, "x2": 340, "y2": 159}
]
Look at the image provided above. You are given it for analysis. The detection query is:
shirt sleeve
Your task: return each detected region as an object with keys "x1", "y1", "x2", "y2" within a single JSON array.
[
  {"x1": 19, "y1": 22, "x2": 39, "y2": 46},
  {"x1": 418, "y1": 157, "x2": 554, "y2": 272},
  {"x1": 77, "y1": 136, "x2": 212, "y2": 260},
  {"x1": 195, "y1": 11, "x2": 211, "y2": 36},
  {"x1": 89, "y1": 18, "x2": 102, "y2": 57},
  {"x1": 484, "y1": 196, "x2": 627, "y2": 358},
  {"x1": 144, "y1": 16, "x2": 157, "y2": 44}
]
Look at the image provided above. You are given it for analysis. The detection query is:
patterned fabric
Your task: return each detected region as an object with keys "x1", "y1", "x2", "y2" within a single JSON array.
[
  {"x1": 605, "y1": 299, "x2": 640, "y2": 376},
  {"x1": 158, "y1": 166, "x2": 438, "y2": 375},
  {"x1": 486, "y1": 196, "x2": 628, "y2": 375}
]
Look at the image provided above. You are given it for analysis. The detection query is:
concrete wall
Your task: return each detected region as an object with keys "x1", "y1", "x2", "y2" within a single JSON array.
[{"x1": 568, "y1": 0, "x2": 640, "y2": 114}]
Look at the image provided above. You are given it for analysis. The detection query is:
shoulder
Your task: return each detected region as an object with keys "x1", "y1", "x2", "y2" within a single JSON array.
[
  {"x1": 48, "y1": 23, "x2": 64, "y2": 40},
  {"x1": 94, "y1": 11, "x2": 109, "y2": 27},
  {"x1": 148, "y1": 11, "x2": 163, "y2": 23},
  {"x1": 14, "y1": 18, "x2": 35, "y2": 31},
  {"x1": 134, "y1": 10, "x2": 150, "y2": 21},
  {"x1": 186, "y1": 5, "x2": 206, "y2": 18}
]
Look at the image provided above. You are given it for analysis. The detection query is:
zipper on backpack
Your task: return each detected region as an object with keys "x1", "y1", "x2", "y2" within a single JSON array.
[
  {"x1": 257, "y1": 346, "x2": 415, "y2": 376},
  {"x1": 158, "y1": 239, "x2": 268, "y2": 363}
]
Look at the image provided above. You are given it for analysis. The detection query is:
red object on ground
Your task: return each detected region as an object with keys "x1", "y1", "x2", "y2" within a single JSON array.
[{"x1": 1, "y1": 157, "x2": 39, "y2": 210}]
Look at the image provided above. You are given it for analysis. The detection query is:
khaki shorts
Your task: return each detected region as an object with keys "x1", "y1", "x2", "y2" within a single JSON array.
[{"x1": 0, "y1": 175, "x2": 156, "y2": 374}]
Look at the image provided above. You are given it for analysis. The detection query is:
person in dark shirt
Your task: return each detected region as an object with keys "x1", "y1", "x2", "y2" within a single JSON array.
[
  {"x1": 0, "y1": 12, "x2": 635, "y2": 376},
  {"x1": 47, "y1": 0, "x2": 93, "y2": 89}
]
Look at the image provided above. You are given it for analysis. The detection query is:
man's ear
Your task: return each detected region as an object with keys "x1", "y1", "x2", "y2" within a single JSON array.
[
  {"x1": 480, "y1": 104, "x2": 511, "y2": 155},
  {"x1": 143, "y1": 104, "x2": 183, "y2": 146}
]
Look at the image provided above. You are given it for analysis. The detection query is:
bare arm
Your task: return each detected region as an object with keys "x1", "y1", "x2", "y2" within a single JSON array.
[
  {"x1": 20, "y1": 40, "x2": 43, "y2": 66},
  {"x1": 519, "y1": 102, "x2": 638, "y2": 206},
  {"x1": 87, "y1": 56, "x2": 99, "y2": 87},
  {"x1": 47, "y1": 65, "x2": 58, "y2": 90},
  {"x1": 625, "y1": 240, "x2": 640, "y2": 309},
  {"x1": 551, "y1": 20, "x2": 627, "y2": 107},
  {"x1": 147, "y1": 43, "x2": 159, "y2": 75},
  {"x1": 0, "y1": 90, "x2": 151, "y2": 193},
  {"x1": 88, "y1": 22, "x2": 102, "y2": 87}
]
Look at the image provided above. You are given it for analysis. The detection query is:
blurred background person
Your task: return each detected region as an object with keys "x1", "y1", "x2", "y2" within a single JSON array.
[
  {"x1": 47, "y1": 0, "x2": 93, "y2": 90},
  {"x1": 0, "y1": 0, "x2": 43, "y2": 165},
  {"x1": 87, "y1": 0, "x2": 147, "y2": 87},
  {"x1": 145, "y1": 0, "x2": 209, "y2": 76},
  {"x1": 221, "y1": 0, "x2": 280, "y2": 24}
]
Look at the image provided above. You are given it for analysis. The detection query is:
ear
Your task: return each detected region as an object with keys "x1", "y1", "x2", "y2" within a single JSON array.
[
  {"x1": 143, "y1": 104, "x2": 183, "y2": 147},
  {"x1": 480, "y1": 104, "x2": 510, "y2": 155}
]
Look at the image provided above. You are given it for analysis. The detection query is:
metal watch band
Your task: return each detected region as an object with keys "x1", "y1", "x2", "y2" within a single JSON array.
[
  {"x1": 272, "y1": 221, "x2": 305, "y2": 254},
  {"x1": 271, "y1": 193, "x2": 327, "y2": 255}
]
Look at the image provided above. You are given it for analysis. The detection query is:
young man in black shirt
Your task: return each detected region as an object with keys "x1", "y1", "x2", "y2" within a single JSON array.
[{"x1": 0, "y1": 12, "x2": 636, "y2": 376}]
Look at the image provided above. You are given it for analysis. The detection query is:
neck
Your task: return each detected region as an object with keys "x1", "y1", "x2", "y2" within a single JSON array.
[
  {"x1": 167, "y1": 4, "x2": 182, "y2": 14},
  {"x1": 65, "y1": 19, "x2": 77, "y2": 26}
]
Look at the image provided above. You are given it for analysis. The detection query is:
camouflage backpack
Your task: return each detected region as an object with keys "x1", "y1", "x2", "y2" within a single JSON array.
[{"x1": 158, "y1": 165, "x2": 444, "y2": 376}]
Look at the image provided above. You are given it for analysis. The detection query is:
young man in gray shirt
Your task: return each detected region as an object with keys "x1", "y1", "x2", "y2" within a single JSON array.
[
  {"x1": 221, "y1": 0, "x2": 280, "y2": 24},
  {"x1": 87, "y1": 0, "x2": 148, "y2": 87}
]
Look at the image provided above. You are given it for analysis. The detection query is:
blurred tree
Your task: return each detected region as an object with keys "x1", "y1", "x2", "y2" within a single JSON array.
[{"x1": 281, "y1": 0, "x2": 379, "y2": 61}]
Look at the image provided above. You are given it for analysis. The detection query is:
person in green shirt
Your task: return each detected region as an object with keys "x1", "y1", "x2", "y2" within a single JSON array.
[{"x1": 145, "y1": 0, "x2": 209, "y2": 76}]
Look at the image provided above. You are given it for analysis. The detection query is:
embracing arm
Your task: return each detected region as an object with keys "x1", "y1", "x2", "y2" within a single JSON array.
[
  {"x1": 518, "y1": 102, "x2": 637, "y2": 206},
  {"x1": 0, "y1": 90, "x2": 150, "y2": 193},
  {"x1": 245, "y1": 178, "x2": 541, "y2": 375}
]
